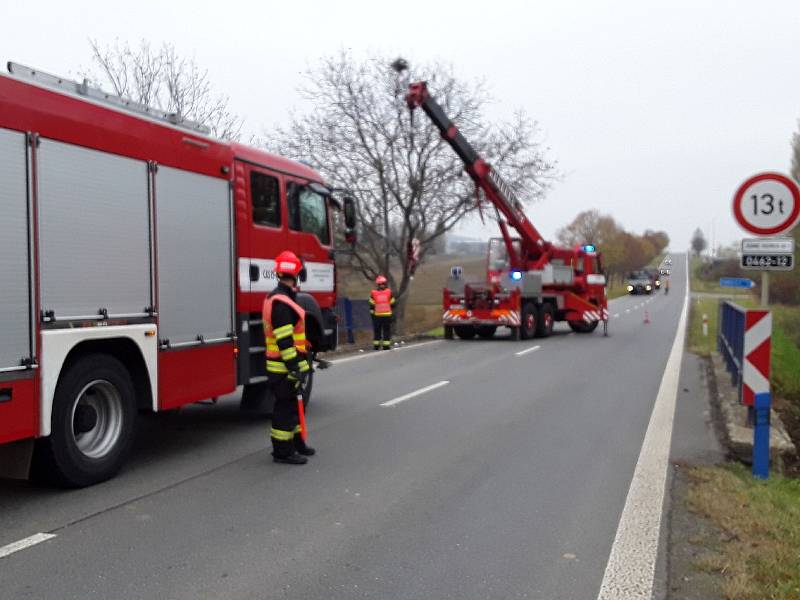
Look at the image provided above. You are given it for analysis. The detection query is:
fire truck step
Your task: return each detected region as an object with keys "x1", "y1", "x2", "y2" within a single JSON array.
[{"x1": 249, "y1": 346, "x2": 266, "y2": 354}]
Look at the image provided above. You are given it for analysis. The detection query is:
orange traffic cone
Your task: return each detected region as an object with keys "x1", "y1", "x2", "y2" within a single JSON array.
[{"x1": 644, "y1": 310, "x2": 650, "y2": 324}]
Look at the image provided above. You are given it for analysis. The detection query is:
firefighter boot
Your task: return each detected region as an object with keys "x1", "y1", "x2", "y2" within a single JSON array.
[
  {"x1": 294, "y1": 433, "x2": 316, "y2": 456},
  {"x1": 271, "y1": 440, "x2": 308, "y2": 465}
]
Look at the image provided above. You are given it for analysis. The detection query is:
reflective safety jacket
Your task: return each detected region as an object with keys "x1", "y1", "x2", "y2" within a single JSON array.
[
  {"x1": 263, "y1": 288, "x2": 310, "y2": 377},
  {"x1": 369, "y1": 288, "x2": 395, "y2": 317}
]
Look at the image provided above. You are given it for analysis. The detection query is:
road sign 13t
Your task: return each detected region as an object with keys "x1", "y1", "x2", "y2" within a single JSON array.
[{"x1": 733, "y1": 172, "x2": 800, "y2": 236}]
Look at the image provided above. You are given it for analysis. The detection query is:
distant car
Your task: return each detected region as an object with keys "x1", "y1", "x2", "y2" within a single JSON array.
[
  {"x1": 626, "y1": 271, "x2": 653, "y2": 295},
  {"x1": 643, "y1": 267, "x2": 662, "y2": 290}
]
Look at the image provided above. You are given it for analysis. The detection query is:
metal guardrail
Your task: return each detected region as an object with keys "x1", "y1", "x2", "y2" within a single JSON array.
[
  {"x1": 717, "y1": 301, "x2": 746, "y2": 397},
  {"x1": 717, "y1": 299, "x2": 773, "y2": 479}
]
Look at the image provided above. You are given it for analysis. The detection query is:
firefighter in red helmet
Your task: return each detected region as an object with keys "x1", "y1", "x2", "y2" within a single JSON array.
[
  {"x1": 262, "y1": 250, "x2": 315, "y2": 464},
  {"x1": 369, "y1": 275, "x2": 396, "y2": 350}
]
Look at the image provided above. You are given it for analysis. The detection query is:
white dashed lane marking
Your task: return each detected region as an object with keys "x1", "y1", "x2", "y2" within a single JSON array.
[
  {"x1": 380, "y1": 380, "x2": 450, "y2": 407},
  {"x1": 0, "y1": 533, "x2": 57, "y2": 560}
]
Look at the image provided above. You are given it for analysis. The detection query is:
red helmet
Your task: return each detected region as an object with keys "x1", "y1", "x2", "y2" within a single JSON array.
[
  {"x1": 375, "y1": 275, "x2": 388, "y2": 286},
  {"x1": 274, "y1": 250, "x2": 303, "y2": 278}
]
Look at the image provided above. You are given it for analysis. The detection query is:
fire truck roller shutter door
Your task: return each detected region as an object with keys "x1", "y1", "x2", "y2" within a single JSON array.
[
  {"x1": 155, "y1": 166, "x2": 233, "y2": 345},
  {"x1": 38, "y1": 139, "x2": 151, "y2": 319},
  {"x1": 0, "y1": 128, "x2": 31, "y2": 370}
]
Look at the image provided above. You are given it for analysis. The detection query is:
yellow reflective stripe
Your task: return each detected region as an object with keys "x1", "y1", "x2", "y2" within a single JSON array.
[
  {"x1": 280, "y1": 347, "x2": 298, "y2": 361},
  {"x1": 369, "y1": 298, "x2": 375, "y2": 304},
  {"x1": 375, "y1": 311, "x2": 392, "y2": 316},
  {"x1": 270, "y1": 428, "x2": 295, "y2": 441},
  {"x1": 267, "y1": 360, "x2": 288, "y2": 373},
  {"x1": 266, "y1": 343, "x2": 280, "y2": 353},
  {"x1": 293, "y1": 425, "x2": 302, "y2": 434},
  {"x1": 298, "y1": 361, "x2": 310, "y2": 372},
  {"x1": 274, "y1": 327, "x2": 294, "y2": 341},
  {"x1": 390, "y1": 298, "x2": 396, "y2": 304},
  {"x1": 293, "y1": 332, "x2": 306, "y2": 341}
]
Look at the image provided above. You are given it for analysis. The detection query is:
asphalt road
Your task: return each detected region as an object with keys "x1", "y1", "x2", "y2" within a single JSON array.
[{"x1": 0, "y1": 257, "x2": 689, "y2": 600}]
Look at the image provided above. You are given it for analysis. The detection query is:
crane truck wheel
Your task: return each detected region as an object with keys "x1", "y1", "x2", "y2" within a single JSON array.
[
  {"x1": 536, "y1": 304, "x2": 554, "y2": 338},
  {"x1": 454, "y1": 325, "x2": 477, "y2": 340},
  {"x1": 34, "y1": 354, "x2": 137, "y2": 488},
  {"x1": 568, "y1": 320, "x2": 599, "y2": 334},
  {"x1": 520, "y1": 302, "x2": 538, "y2": 340},
  {"x1": 476, "y1": 325, "x2": 497, "y2": 339}
]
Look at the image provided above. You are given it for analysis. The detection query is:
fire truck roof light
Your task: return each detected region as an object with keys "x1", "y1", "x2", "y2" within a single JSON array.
[
  {"x1": 511, "y1": 270, "x2": 523, "y2": 281},
  {"x1": 582, "y1": 244, "x2": 596, "y2": 253}
]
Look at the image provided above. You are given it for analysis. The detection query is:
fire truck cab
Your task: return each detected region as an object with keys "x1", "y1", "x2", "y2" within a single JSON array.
[{"x1": 0, "y1": 62, "x2": 351, "y2": 486}]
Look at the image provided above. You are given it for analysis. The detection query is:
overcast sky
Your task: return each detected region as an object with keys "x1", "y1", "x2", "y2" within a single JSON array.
[{"x1": 4, "y1": 0, "x2": 799, "y2": 251}]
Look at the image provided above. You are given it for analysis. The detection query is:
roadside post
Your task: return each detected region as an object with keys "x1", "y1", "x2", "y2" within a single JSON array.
[
  {"x1": 732, "y1": 172, "x2": 800, "y2": 306},
  {"x1": 718, "y1": 302, "x2": 773, "y2": 478},
  {"x1": 702, "y1": 314, "x2": 708, "y2": 337}
]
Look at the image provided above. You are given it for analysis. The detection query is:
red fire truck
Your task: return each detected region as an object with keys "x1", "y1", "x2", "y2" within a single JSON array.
[
  {"x1": 404, "y1": 78, "x2": 608, "y2": 340},
  {"x1": 0, "y1": 63, "x2": 355, "y2": 486}
]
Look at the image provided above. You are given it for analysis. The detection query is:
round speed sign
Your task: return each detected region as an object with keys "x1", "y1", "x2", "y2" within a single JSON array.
[{"x1": 732, "y1": 172, "x2": 800, "y2": 236}]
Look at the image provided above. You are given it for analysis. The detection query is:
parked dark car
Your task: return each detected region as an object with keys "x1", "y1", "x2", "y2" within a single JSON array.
[{"x1": 626, "y1": 271, "x2": 653, "y2": 294}]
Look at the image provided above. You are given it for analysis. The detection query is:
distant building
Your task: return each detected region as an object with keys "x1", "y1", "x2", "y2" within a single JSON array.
[{"x1": 446, "y1": 234, "x2": 487, "y2": 256}]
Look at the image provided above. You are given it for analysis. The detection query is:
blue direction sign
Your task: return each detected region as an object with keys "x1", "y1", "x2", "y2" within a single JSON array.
[{"x1": 720, "y1": 277, "x2": 756, "y2": 289}]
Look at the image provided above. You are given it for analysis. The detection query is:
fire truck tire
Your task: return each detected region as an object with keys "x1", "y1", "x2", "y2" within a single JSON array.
[
  {"x1": 454, "y1": 326, "x2": 476, "y2": 340},
  {"x1": 520, "y1": 302, "x2": 538, "y2": 340},
  {"x1": 444, "y1": 326, "x2": 454, "y2": 340},
  {"x1": 536, "y1": 304, "x2": 554, "y2": 338},
  {"x1": 568, "y1": 320, "x2": 599, "y2": 334},
  {"x1": 35, "y1": 354, "x2": 137, "y2": 488},
  {"x1": 476, "y1": 326, "x2": 497, "y2": 339}
]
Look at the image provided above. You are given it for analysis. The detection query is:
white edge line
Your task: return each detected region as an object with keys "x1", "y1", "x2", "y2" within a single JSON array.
[
  {"x1": 613, "y1": 313, "x2": 620, "y2": 318},
  {"x1": 596, "y1": 257, "x2": 689, "y2": 600},
  {"x1": 515, "y1": 344, "x2": 541, "y2": 357},
  {"x1": 0, "y1": 533, "x2": 57, "y2": 559},
  {"x1": 330, "y1": 340, "x2": 443, "y2": 365},
  {"x1": 380, "y1": 380, "x2": 450, "y2": 407}
]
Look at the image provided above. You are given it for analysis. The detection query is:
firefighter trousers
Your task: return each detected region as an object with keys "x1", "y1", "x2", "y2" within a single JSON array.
[
  {"x1": 270, "y1": 377, "x2": 301, "y2": 456},
  {"x1": 372, "y1": 316, "x2": 392, "y2": 350}
]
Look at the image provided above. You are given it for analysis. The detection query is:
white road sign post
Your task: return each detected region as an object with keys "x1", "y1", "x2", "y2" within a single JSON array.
[{"x1": 733, "y1": 173, "x2": 800, "y2": 306}]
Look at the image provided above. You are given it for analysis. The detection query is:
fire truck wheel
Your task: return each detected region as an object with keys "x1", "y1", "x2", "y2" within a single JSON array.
[
  {"x1": 444, "y1": 326, "x2": 454, "y2": 340},
  {"x1": 36, "y1": 354, "x2": 137, "y2": 488},
  {"x1": 520, "y1": 302, "x2": 538, "y2": 340},
  {"x1": 568, "y1": 320, "x2": 599, "y2": 334},
  {"x1": 536, "y1": 304, "x2": 554, "y2": 338},
  {"x1": 454, "y1": 326, "x2": 476, "y2": 340},
  {"x1": 476, "y1": 326, "x2": 497, "y2": 339}
]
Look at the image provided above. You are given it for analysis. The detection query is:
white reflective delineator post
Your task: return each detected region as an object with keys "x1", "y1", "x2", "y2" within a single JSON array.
[{"x1": 702, "y1": 313, "x2": 708, "y2": 337}]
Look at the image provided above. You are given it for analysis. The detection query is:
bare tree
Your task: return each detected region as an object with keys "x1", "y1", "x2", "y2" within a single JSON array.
[
  {"x1": 85, "y1": 39, "x2": 243, "y2": 140},
  {"x1": 266, "y1": 52, "x2": 557, "y2": 332}
]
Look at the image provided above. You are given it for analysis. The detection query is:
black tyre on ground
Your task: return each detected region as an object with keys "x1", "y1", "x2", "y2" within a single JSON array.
[
  {"x1": 568, "y1": 320, "x2": 599, "y2": 334},
  {"x1": 444, "y1": 325, "x2": 454, "y2": 340},
  {"x1": 34, "y1": 354, "x2": 137, "y2": 488},
  {"x1": 454, "y1": 325, "x2": 477, "y2": 340},
  {"x1": 520, "y1": 302, "x2": 538, "y2": 340},
  {"x1": 476, "y1": 325, "x2": 497, "y2": 339},
  {"x1": 536, "y1": 304, "x2": 555, "y2": 338}
]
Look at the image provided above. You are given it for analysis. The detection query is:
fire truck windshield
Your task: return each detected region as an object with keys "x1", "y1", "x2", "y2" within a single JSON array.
[{"x1": 289, "y1": 185, "x2": 331, "y2": 245}]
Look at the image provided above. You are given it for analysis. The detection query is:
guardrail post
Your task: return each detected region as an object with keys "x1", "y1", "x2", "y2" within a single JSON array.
[
  {"x1": 753, "y1": 392, "x2": 771, "y2": 479},
  {"x1": 344, "y1": 298, "x2": 355, "y2": 344}
]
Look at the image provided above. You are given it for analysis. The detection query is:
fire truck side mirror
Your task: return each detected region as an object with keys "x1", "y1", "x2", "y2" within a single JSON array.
[
  {"x1": 343, "y1": 196, "x2": 357, "y2": 230},
  {"x1": 343, "y1": 196, "x2": 357, "y2": 245}
]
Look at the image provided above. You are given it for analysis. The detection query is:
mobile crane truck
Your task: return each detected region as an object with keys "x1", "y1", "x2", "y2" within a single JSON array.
[{"x1": 398, "y1": 63, "x2": 608, "y2": 341}]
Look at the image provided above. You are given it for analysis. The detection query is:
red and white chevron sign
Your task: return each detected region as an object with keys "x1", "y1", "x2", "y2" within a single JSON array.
[{"x1": 742, "y1": 310, "x2": 772, "y2": 406}]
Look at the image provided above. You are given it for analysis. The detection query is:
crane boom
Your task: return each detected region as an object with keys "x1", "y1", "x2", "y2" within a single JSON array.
[{"x1": 405, "y1": 81, "x2": 549, "y2": 263}]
